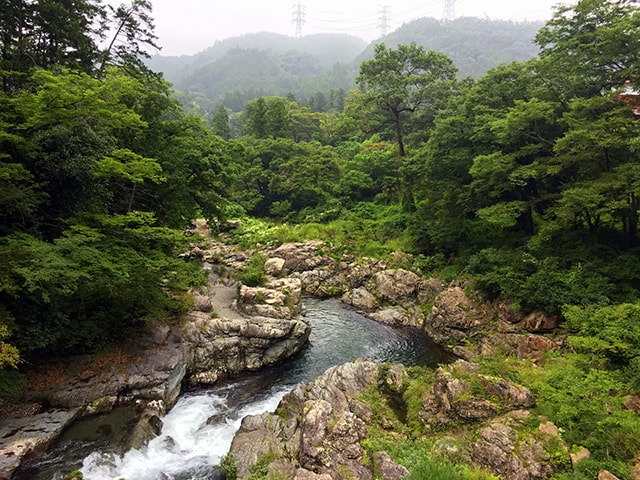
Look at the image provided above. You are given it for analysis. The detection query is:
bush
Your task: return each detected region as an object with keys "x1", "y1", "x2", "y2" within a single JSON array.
[
  {"x1": 238, "y1": 253, "x2": 267, "y2": 287},
  {"x1": 219, "y1": 453, "x2": 237, "y2": 480},
  {"x1": 529, "y1": 353, "x2": 640, "y2": 464},
  {"x1": 564, "y1": 303, "x2": 640, "y2": 365}
]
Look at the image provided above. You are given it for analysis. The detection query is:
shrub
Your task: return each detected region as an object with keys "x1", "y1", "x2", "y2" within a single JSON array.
[
  {"x1": 239, "y1": 253, "x2": 267, "y2": 287},
  {"x1": 219, "y1": 453, "x2": 237, "y2": 480}
]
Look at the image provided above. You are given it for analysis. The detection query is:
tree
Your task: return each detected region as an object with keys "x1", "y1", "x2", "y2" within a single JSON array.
[
  {"x1": 245, "y1": 97, "x2": 268, "y2": 138},
  {"x1": 356, "y1": 43, "x2": 457, "y2": 156},
  {"x1": 470, "y1": 97, "x2": 561, "y2": 236},
  {"x1": 244, "y1": 97, "x2": 292, "y2": 139},
  {"x1": 407, "y1": 61, "x2": 543, "y2": 253},
  {"x1": 0, "y1": 0, "x2": 105, "y2": 91},
  {"x1": 94, "y1": 148, "x2": 165, "y2": 213},
  {"x1": 99, "y1": 0, "x2": 160, "y2": 77},
  {"x1": 212, "y1": 105, "x2": 231, "y2": 139},
  {"x1": 536, "y1": 0, "x2": 640, "y2": 100}
]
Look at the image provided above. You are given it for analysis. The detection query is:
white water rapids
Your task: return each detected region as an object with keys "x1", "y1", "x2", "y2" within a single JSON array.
[{"x1": 80, "y1": 387, "x2": 290, "y2": 480}]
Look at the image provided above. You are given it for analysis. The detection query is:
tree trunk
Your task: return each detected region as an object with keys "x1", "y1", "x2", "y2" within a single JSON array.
[
  {"x1": 393, "y1": 111, "x2": 405, "y2": 157},
  {"x1": 627, "y1": 192, "x2": 639, "y2": 246}
]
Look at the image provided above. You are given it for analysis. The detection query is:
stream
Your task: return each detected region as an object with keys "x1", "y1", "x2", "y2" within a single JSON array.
[{"x1": 17, "y1": 297, "x2": 448, "y2": 480}]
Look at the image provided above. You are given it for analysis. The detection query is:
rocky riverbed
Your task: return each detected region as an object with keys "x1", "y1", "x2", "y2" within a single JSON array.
[{"x1": 1, "y1": 224, "x2": 566, "y2": 479}]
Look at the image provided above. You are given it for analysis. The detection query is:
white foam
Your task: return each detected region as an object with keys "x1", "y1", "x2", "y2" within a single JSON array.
[{"x1": 80, "y1": 388, "x2": 288, "y2": 480}]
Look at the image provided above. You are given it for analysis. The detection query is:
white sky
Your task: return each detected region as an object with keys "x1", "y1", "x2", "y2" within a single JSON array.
[{"x1": 146, "y1": 0, "x2": 568, "y2": 56}]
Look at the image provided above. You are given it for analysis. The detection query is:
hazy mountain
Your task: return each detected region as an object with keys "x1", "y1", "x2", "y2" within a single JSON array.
[
  {"x1": 148, "y1": 32, "x2": 367, "y2": 86},
  {"x1": 358, "y1": 17, "x2": 544, "y2": 78},
  {"x1": 150, "y1": 18, "x2": 545, "y2": 113}
]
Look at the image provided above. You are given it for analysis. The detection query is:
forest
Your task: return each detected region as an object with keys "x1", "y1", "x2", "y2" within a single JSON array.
[{"x1": 2, "y1": 0, "x2": 640, "y2": 478}]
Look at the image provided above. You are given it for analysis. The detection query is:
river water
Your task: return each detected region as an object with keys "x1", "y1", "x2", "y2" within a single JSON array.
[{"x1": 17, "y1": 297, "x2": 448, "y2": 480}]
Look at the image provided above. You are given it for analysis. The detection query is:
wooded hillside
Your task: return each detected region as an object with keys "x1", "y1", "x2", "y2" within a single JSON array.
[{"x1": 151, "y1": 18, "x2": 543, "y2": 113}]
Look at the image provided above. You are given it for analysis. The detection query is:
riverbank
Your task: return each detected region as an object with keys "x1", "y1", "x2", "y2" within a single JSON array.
[{"x1": 4, "y1": 222, "x2": 640, "y2": 480}]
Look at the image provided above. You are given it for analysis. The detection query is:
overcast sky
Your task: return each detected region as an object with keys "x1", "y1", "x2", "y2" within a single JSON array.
[{"x1": 146, "y1": 0, "x2": 568, "y2": 56}]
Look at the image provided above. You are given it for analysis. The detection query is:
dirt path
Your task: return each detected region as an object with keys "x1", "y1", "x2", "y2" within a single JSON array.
[
  {"x1": 207, "y1": 272, "x2": 243, "y2": 320},
  {"x1": 193, "y1": 219, "x2": 245, "y2": 320}
]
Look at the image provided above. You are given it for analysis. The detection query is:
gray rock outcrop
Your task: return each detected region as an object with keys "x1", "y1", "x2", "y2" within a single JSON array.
[
  {"x1": 471, "y1": 421, "x2": 554, "y2": 480},
  {"x1": 0, "y1": 409, "x2": 81, "y2": 479},
  {"x1": 229, "y1": 360, "x2": 408, "y2": 480},
  {"x1": 420, "y1": 360, "x2": 535, "y2": 427},
  {"x1": 184, "y1": 311, "x2": 310, "y2": 385},
  {"x1": 425, "y1": 287, "x2": 489, "y2": 346},
  {"x1": 237, "y1": 277, "x2": 303, "y2": 319},
  {"x1": 374, "y1": 269, "x2": 421, "y2": 302}
]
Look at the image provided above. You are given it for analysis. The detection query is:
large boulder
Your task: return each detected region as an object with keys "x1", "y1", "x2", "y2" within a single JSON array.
[
  {"x1": 421, "y1": 360, "x2": 535, "y2": 427},
  {"x1": 494, "y1": 300, "x2": 559, "y2": 333},
  {"x1": 471, "y1": 422, "x2": 554, "y2": 480},
  {"x1": 375, "y1": 451, "x2": 410, "y2": 480},
  {"x1": 374, "y1": 269, "x2": 421, "y2": 302},
  {"x1": 425, "y1": 287, "x2": 489, "y2": 347},
  {"x1": 123, "y1": 412, "x2": 163, "y2": 452},
  {"x1": 368, "y1": 305, "x2": 425, "y2": 328},
  {"x1": 299, "y1": 269, "x2": 347, "y2": 297},
  {"x1": 269, "y1": 242, "x2": 336, "y2": 273},
  {"x1": 184, "y1": 311, "x2": 311, "y2": 385},
  {"x1": 341, "y1": 287, "x2": 379, "y2": 311},
  {"x1": 344, "y1": 257, "x2": 388, "y2": 288},
  {"x1": 26, "y1": 321, "x2": 187, "y2": 412},
  {"x1": 0, "y1": 409, "x2": 81, "y2": 479},
  {"x1": 237, "y1": 278, "x2": 303, "y2": 319},
  {"x1": 229, "y1": 360, "x2": 387, "y2": 479},
  {"x1": 264, "y1": 257, "x2": 286, "y2": 276}
]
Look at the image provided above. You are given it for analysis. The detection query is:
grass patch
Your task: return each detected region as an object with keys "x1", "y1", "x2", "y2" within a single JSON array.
[{"x1": 238, "y1": 252, "x2": 267, "y2": 287}]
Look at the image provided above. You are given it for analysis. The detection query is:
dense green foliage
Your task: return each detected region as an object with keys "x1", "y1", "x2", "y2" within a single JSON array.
[{"x1": 0, "y1": 1, "x2": 226, "y2": 367}]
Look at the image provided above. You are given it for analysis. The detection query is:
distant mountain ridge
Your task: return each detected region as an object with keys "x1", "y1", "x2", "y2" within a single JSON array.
[
  {"x1": 148, "y1": 18, "x2": 545, "y2": 112},
  {"x1": 360, "y1": 17, "x2": 544, "y2": 78},
  {"x1": 147, "y1": 32, "x2": 367, "y2": 85}
]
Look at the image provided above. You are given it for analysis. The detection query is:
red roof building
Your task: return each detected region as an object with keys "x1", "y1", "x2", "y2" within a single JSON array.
[{"x1": 618, "y1": 80, "x2": 640, "y2": 118}]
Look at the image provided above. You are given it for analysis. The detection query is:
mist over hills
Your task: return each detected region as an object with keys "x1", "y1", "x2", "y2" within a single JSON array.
[
  {"x1": 147, "y1": 32, "x2": 366, "y2": 86},
  {"x1": 357, "y1": 17, "x2": 543, "y2": 78},
  {"x1": 149, "y1": 17, "x2": 544, "y2": 112}
]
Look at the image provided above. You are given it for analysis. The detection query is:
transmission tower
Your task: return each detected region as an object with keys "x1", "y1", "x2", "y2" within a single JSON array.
[
  {"x1": 378, "y1": 6, "x2": 390, "y2": 37},
  {"x1": 292, "y1": 2, "x2": 306, "y2": 38},
  {"x1": 442, "y1": 0, "x2": 456, "y2": 21}
]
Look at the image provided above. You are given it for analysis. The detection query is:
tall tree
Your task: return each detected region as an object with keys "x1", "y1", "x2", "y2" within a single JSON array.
[
  {"x1": 244, "y1": 97, "x2": 292, "y2": 139},
  {"x1": 0, "y1": 0, "x2": 105, "y2": 91},
  {"x1": 99, "y1": 0, "x2": 160, "y2": 77},
  {"x1": 536, "y1": 0, "x2": 640, "y2": 101},
  {"x1": 356, "y1": 42, "x2": 456, "y2": 156},
  {"x1": 211, "y1": 105, "x2": 231, "y2": 140}
]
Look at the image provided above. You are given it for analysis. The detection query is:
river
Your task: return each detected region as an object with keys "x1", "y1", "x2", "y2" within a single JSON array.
[{"x1": 16, "y1": 297, "x2": 448, "y2": 480}]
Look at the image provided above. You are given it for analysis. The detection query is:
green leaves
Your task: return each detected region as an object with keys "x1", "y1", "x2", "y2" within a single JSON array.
[
  {"x1": 536, "y1": 0, "x2": 640, "y2": 98},
  {"x1": 357, "y1": 43, "x2": 457, "y2": 156},
  {"x1": 0, "y1": 219, "x2": 204, "y2": 357},
  {"x1": 565, "y1": 303, "x2": 640, "y2": 364},
  {"x1": 14, "y1": 69, "x2": 146, "y2": 132},
  {"x1": 0, "y1": 319, "x2": 19, "y2": 369},
  {"x1": 95, "y1": 148, "x2": 165, "y2": 185}
]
